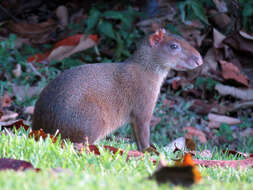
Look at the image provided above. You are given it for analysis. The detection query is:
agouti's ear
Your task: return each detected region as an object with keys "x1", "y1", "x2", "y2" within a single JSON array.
[{"x1": 149, "y1": 28, "x2": 166, "y2": 47}]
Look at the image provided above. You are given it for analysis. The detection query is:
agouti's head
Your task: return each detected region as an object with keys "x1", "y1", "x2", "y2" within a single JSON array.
[{"x1": 143, "y1": 29, "x2": 203, "y2": 72}]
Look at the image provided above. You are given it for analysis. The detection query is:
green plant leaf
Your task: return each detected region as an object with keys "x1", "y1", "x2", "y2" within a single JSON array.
[
  {"x1": 242, "y1": 5, "x2": 253, "y2": 17},
  {"x1": 178, "y1": 2, "x2": 187, "y2": 23},
  {"x1": 191, "y1": 1, "x2": 209, "y2": 24},
  {"x1": 98, "y1": 21, "x2": 115, "y2": 39},
  {"x1": 103, "y1": 10, "x2": 124, "y2": 20},
  {"x1": 85, "y1": 9, "x2": 101, "y2": 32}
]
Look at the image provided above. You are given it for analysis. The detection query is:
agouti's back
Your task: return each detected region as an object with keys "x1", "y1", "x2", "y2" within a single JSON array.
[{"x1": 32, "y1": 29, "x2": 203, "y2": 151}]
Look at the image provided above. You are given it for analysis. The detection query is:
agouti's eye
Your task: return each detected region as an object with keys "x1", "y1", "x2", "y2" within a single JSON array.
[{"x1": 170, "y1": 43, "x2": 179, "y2": 50}]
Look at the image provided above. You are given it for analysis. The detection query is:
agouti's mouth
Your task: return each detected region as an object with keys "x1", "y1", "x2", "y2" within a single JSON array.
[{"x1": 195, "y1": 58, "x2": 203, "y2": 67}]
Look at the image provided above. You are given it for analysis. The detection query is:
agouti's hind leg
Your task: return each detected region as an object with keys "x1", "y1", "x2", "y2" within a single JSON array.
[{"x1": 66, "y1": 113, "x2": 106, "y2": 144}]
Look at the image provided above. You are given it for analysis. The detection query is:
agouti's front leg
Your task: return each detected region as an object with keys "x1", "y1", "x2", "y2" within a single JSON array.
[{"x1": 131, "y1": 117, "x2": 151, "y2": 151}]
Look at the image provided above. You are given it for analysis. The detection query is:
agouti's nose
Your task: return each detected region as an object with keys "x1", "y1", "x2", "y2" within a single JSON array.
[{"x1": 192, "y1": 55, "x2": 203, "y2": 66}]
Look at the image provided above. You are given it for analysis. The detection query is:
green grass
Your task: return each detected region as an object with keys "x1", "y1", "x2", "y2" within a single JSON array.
[{"x1": 0, "y1": 130, "x2": 253, "y2": 190}]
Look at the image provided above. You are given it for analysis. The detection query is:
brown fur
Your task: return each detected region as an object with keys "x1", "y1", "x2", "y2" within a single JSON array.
[{"x1": 32, "y1": 29, "x2": 203, "y2": 151}]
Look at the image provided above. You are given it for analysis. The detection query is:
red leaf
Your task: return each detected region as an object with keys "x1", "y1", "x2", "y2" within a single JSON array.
[
  {"x1": 27, "y1": 51, "x2": 51, "y2": 62},
  {"x1": 53, "y1": 34, "x2": 84, "y2": 48},
  {"x1": 29, "y1": 129, "x2": 57, "y2": 143},
  {"x1": 27, "y1": 34, "x2": 98, "y2": 62},
  {"x1": 0, "y1": 119, "x2": 29, "y2": 131},
  {"x1": 84, "y1": 145, "x2": 156, "y2": 164},
  {"x1": 0, "y1": 158, "x2": 40, "y2": 172}
]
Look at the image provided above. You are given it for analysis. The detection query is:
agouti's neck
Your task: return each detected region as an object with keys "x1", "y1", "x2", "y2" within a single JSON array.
[{"x1": 126, "y1": 40, "x2": 169, "y2": 78}]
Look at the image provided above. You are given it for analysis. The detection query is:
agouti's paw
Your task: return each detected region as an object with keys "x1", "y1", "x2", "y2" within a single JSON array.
[{"x1": 143, "y1": 146, "x2": 160, "y2": 155}]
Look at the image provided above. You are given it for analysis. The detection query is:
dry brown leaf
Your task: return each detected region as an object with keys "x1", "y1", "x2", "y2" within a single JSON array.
[
  {"x1": 177, "y1": 25, "x2": 203, "y2": 47},
  {"x1": 0, "y1": 158, "x2": 39, "y2": 172},
  {"x1": 0, "y1": 119, "x2": 29, "y2": 130},
  {"x1": 213, "y1": 28, "x2": 226, "y2": 48},
  {"x1": 215, "y1": 84, "x2": 253, "y2": 100},
  {"x1": 0, "y1": 92, "x2": 11, "y2": 108},
  {"x1": 202, "y1": 48, "x2": 218, "y2": 73},
  {"x1": 189, "y1": 99, "x2": 218, "y2": 115},
  {"x1": 184, "y1": 126, "x2": 207, "y2": 144},
  {"x1": 208, "y1": 9, "x2": 231, "y2": 30},
  {"x1": 7, "y1": 19, "x2": 57, "y2": 44},
  {"x1": 220, "y1": 60, "x2": 249, "y2": 87},
  {"x1": 0, "y1": 111, "x2": 18, "y2": 122},
  {"x1": 208, "y1": 113, "x2": 241, "y2": 127},
  {"x1": 224, "y1": 32, "x2": 253, "y2": 56}
]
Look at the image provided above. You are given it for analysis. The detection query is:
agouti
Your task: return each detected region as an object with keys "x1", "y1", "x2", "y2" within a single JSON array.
[{"x1": 32, "y1": 29, "x2": 203, "y2": 151}]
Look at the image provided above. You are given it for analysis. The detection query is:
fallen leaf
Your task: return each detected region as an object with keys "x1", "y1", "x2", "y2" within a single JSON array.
[
  {"x1": 208, "y1": 113, "x2": 241, "y2": 128},
  {"x1": 239, "y1": 30, "x2": 253, "y2": 40},
  {"x1": 27, "y1": 34, "x2": 98, "y2": 62},
  {"x1": 184, "y1": 127, "x2": 207, "y2": 144},
  {"x1": 215, "y1": 84, "x2": 253, "y2": 100},
  {"x1": 189, "y1": 99, "x2": 218, "y2": 115},
  {"x1": 0, "y1": 92, "x2": 11, "y2": 108},
  {"x1": 224, "y1": 32, "x2": 253, "y2": 56},
  {"x1": 29, "y1": 129, "x2": 58, "y2": 143},
  {"x1": 0, "y1": 158, "x2": 39, "y2": 172},
  {"x1": 48, "y1": 35, "x2": 97, "y2": 61},
  {"x1": 213, "y1": 28, "x2": 226, "y2": 48},
  {"x1": 201, "y1": 48, "x2": 218, "y2": 75},
  {"x1": 0, "y1": 111, "x2": 18, "y2": 122},
  {"x1": 220, "y1": 60, "x2": 249, "y2": 87},
  {"x1": 0, "y1": 119, "x2": 29, "y2": 131},
  {"x1": 208, "y1": 9, "x2": 230, "y2": 30},
  {"x1": 7, "y1": 19, "x2": 57, "y2": 44}
]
